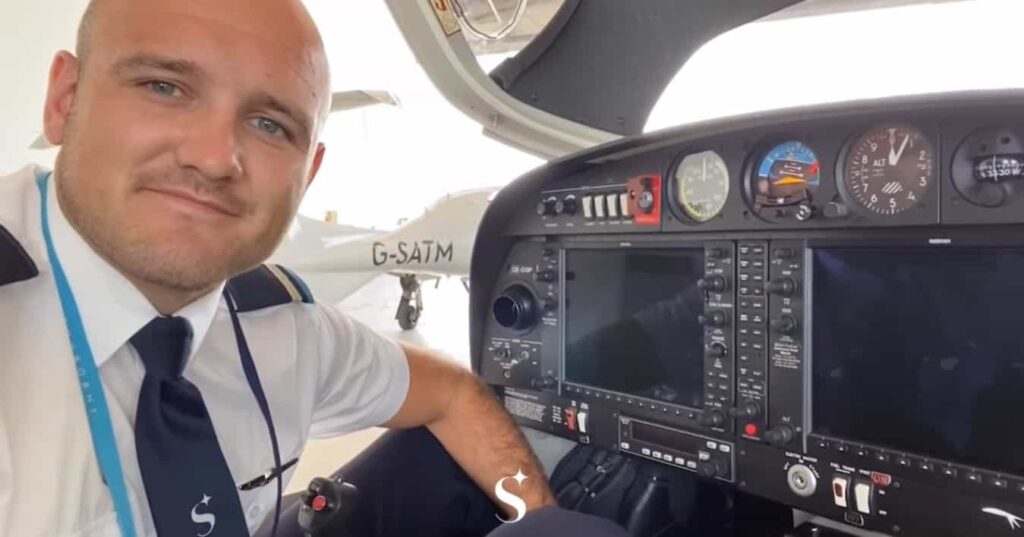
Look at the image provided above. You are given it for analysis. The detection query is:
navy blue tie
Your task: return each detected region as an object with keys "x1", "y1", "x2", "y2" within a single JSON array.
[{"x1": 131, "y1": 316, "x2": 249, "y2": 536}]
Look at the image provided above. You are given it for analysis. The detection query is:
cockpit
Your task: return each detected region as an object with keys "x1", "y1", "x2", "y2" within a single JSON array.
[{"x1": 431, "y1": 1, "x2": 1024, "y2": 535}]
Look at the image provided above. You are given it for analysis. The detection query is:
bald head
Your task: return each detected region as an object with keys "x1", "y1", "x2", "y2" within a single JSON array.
[{"x1": 74, "y1": 0, "x2": 331, "y2": 127}]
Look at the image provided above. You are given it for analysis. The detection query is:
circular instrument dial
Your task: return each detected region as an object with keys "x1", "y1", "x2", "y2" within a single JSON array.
[
  {"x1": 753, "y1": 141, "x2": 821, "y2": 208},
  {"x1": 842, "y1": 125, "x2": 935, "y2": 215},
  {"x1": 673, "y1": 150, "x2": 730, "y2": 222}
]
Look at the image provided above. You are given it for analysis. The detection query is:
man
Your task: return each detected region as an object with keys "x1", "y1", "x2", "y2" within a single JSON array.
[{"x1": 0, "y1": 0, "x2": 628, "y2": 536}]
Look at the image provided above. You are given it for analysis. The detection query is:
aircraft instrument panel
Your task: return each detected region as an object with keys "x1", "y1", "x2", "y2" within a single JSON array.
[{"x1": 470, "y1": 91, "x2": 1024, "y2": 537}]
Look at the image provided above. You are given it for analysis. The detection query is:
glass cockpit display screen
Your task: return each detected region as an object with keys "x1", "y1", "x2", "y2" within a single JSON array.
[
  {"x1": 564, "y1": 249, "x2": 705, "y2": 409},
  {"x1": 812, "y1": 247, "x2": 1024, "y2": 474}
]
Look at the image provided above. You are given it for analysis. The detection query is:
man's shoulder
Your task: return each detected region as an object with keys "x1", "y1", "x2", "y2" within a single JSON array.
[
  {"x1": 0, "y1": 165, "x2": 47, "y2": 288},
  {"x1": 228, "y1": 263, "x2": 314, "y2": 313}
]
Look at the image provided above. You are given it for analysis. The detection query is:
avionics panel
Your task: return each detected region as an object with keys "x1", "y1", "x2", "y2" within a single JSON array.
[
  {"x1": 811, "y1": 245, "x2": 1024, "y2": 477},
  {"x1": 472, "y1": 91, "x2": 1024, "y2": 537},
  {"x1": 563, "y1": 248, "x2": 705, "y2": 410},
  {"x1": 559, "y1": 243, "x2": 737, "y2": 436}
]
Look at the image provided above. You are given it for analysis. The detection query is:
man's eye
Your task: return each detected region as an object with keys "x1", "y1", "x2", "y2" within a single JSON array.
[
  {"x1": 254, "y1": 117, "x2": 285, "y2": 137},
  {"x1": 147, "y1": 81, "x2": 181, "y2": 97}
]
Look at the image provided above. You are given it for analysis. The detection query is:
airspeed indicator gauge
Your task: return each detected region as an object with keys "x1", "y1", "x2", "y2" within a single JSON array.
[
  {"x1": 841, "y1": 125, "x2": 935, "y2": 216},
  {"x1": 672, "y1": 150, "x2": 730, "y2": 222}
]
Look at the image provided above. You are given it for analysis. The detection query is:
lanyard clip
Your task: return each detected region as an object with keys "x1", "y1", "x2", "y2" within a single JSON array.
[{"x1": 239, "y1": 457, "x2": 299, "y2": 491}]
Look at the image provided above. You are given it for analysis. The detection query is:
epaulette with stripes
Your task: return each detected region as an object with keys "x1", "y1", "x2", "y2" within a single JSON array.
[
  {"x1": 0, "y1": 224, "x2": 38, "y2": 287},
  {"x1": 227, "y1": 264, "x2": 314, "y2": 313}
]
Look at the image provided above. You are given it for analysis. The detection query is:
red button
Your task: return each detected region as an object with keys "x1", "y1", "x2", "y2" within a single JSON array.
[
  {"x1": 311, "y1": 495, "x2": 328, "y2": 512},
  {"x1": 744, "y1": 423, "x2": 758, "y2": 436},
  {"x1": 871, "y1": 472, "x2": 892, "y2": 487}
]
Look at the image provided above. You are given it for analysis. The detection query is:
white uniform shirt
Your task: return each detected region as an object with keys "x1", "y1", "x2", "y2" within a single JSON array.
[{"x1": 0, "y1": 165, "x2": 411, "y2": 537}]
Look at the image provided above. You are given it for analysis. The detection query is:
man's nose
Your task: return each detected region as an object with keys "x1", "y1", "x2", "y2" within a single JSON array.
[{"x1": 175, "y1": 109, "x2": 244, "y2": 180}]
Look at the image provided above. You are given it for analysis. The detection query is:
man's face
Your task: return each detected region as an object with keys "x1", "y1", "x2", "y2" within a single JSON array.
[{"x1": 44, "y1": 0, "x2": 329, "y2": 293}]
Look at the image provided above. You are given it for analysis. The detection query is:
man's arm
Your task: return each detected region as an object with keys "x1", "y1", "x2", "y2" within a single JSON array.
[{"x1": 382, "y1": 342, "x2": 557, "y2": 516}]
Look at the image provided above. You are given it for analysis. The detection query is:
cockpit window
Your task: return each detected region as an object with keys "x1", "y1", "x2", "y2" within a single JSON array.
[{"x1": 646, "y1": 0, "x2": 1024, "y2": 133}]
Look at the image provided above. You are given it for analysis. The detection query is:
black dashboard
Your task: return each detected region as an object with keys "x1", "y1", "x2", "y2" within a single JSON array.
[{"x1": 469, "y1": 91, "x2": 1024, "y2": 537}]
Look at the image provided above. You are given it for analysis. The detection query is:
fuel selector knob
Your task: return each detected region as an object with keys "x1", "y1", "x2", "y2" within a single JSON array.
[
  {"x1": 697, "y1": 276, "x2": 728, "y2": 293},
  {"x1": 765, "y1": 425, "x2": 796, "y2": 445},
  {"x1": 766, "y1": 278, "x2": 797, "y2": 296},
  {"x1": 771, "y1": 315, "x2": 799, "y2": 335},
  {"x1": 699, "y1": 311, "x2": 728, "y2": 328}
]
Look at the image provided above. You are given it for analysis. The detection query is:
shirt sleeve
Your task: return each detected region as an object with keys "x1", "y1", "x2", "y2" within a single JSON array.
[{"x1": 308, "y1": 303, "x2": 410, "y2": 438}]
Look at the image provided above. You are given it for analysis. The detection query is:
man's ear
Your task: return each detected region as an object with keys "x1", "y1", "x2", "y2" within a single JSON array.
[
  {"x1": 42, "y1": 51, "x2": 80, "y2": 146},
  {"x1": 305, "y1": 142, "x2": 326, "y2": 192}
]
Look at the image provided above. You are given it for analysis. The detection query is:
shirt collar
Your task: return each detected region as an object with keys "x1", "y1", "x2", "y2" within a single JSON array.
[{"x1": 46, "y1": 171, "x2": 225, "y2": 367}]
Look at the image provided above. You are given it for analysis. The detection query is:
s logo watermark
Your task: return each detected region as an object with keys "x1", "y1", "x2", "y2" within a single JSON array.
[
  {"x1": 191, "y1": 494, "x2": 216, "y2": 537},
  {"x1": 494, "y1": 469, "x2": 528, "y2": 524}
]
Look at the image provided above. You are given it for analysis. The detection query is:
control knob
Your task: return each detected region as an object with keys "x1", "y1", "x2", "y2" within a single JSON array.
[
  {"x1": 771, "y1": 315, "x2": 799, "y2": 336},
  {"x1": 765, "y1": 278, "x2": 797, "y2": 296},
  {"x1": 555, "y1": 198, "x2": 578, "y2": 216},
  {"x1": 774, "y1": 247, "x2": 795, "y2": 260},
  {"x1": 765, "y1": 424, "x2": 796, "y2": 445},
  {"x1": 729, "y1": 401, "x2": 762, "y2": 419},
  {"x1": 530, "y1": 375, "x2": 557, "y2": 390},
  {"x1": 795, "y1": 202, "x2": 815, "y2": 221},
  {"x1": 697, "y1": 459, "x2": 725, "y2": 479},
  {"x1": 824, "y1": 202, "x2": 850, "y2": 219},
  {"x1": 535, "y1": 199, "x2": 557, "y2": 216},
  {"x1": 534, "y1": 270, "x2": 556, "y2": 283},
  {"x1": 705, "y1": 342, "x2": 727, "y2": 359},
  {"x1": 492, "y1": 285, "x2": 537, "y2": 331},
  {"x1": 698, "y1": 409, "x2": 726, "y2": 428},
  {"x1": 697, "y1": 276, "x2": 728, "y2": 293},
  {"x1": 698, "y1": 311, "x2": 728, "y2": 328}
]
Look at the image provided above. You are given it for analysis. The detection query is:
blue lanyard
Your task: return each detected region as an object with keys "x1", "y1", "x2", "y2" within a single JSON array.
[
  {"x1": 36, "y1": 174, "x2": 284, "y2": 537},
  {"x1": 36, "y1": 174, "x2": 139, "y2": 537}
]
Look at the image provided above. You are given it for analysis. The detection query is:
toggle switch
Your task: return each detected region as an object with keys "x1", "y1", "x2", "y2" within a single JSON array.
[
  {"x1": 832, "y1": 476, "x2": 850, "y2": 508},
  {"x1": 853, "y1": 481, "x2": 873, "y2": 515},
  {"x1": 582, "y1": 196, "x2": 594, "y2": 219}
]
